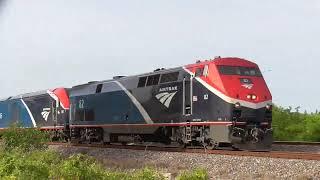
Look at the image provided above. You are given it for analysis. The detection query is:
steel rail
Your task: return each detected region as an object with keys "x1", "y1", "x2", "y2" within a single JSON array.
[
  {"x1": 273, "y1": 141, "x2": 320, "y2": 146},
  {"x1": 48, "y1": 142, "x2": 320, "y2": 161}
]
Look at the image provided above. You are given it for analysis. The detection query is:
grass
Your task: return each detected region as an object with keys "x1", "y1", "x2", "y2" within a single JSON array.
[
  {"x1": 0, "y1": 125, "x2": 209, "y2": 180},
  {"x1": 177, "y1": 169, "x2": 209, "y2": 180}
]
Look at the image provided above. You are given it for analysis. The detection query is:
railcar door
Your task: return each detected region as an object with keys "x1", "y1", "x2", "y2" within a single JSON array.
[
  {"x1": 51, "y1": 100, "x2": 58, "y2": 126},
  {"x1": 183, "y1": 74, "x2": 193, "y2": 116}
]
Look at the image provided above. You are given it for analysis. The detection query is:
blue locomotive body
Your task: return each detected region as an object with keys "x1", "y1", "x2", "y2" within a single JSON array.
[
  {"x1": 0, "y1": 97, "x2": 34, "y2": 128},
  {"x1": 69, "y1": 81, "x2": 147, "y2": 126}
]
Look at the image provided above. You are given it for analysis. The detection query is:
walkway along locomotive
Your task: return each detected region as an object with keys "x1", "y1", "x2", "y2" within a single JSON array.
[{"x1": 0, "y1": 57, "x2": 272, "y2": 150}]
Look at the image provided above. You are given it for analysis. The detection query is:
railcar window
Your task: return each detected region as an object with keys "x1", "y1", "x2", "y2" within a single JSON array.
[
  {"x1": 160, "y1": 72, "x2": 179, "y2": 83},
  {"x1": 137, "y1": 77, "x2": 147, "y2": 87},
  {"x1": 195, "y1": 68, "x2": 204, "y2": 77},
  {"x1": 218, "y1": 65, "x2": 262, "y2": 77},
  {"x1": 146, "y1": 74, "x2": 160, "y2": 86}
]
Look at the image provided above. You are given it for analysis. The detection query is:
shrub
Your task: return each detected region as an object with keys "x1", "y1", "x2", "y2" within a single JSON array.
[
  {"x1": 177, "y1": 168, "x2": 209, "y2": 180},
  {"x1": 132, "y1": 167, "x2": 165, "y2": 180},
  {"x1": 0, "y1": 129, "x2": 168, "y2": 180},
  {"x1": 0, "y1": 149, "x2": 60, "y2": 180},
  {"x1": 272, "y1": 105, "x2": 320, "y2": 141},
  {"x1": 0, "y1": 124, "x2": 49, "y2": 152},
  {"x1": 52, "y1": 154, "x2": 107, "y2": 180},
  {"x1": 303, "y1": 115, "x2": 320, "y2": 141}
]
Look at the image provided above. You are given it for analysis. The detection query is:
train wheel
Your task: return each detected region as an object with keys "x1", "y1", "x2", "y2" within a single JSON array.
[
  {"x1": 206, "y1": 140, "x2": 219, "y2": 150},
  {"x1": 231, "y1": 145, "x2": 240, "y2": 151}
]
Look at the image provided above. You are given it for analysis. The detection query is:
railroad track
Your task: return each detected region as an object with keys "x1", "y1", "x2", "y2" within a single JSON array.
[
  {"x1": 273, "y1": 141, "x2": 320, "y2": 146},
  {"x1": 48, "y1": 142, "x2": 320, "y2": 161}
]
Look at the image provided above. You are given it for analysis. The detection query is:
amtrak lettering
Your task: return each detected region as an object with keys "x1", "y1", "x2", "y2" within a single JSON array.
[{"x1": 159, "y1": 86, "x2": 178, "y2": 92}]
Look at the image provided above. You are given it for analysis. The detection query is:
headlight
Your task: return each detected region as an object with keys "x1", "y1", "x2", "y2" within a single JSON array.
[
  {"x1": 251, "y1": 95, "x2": 257, "y2": 100},
  {"x1": 235, "y1": 102, "x2": 241, "y2": 108},
  {"x1": 266, "y1": 104, "x2": 272, "y2": 110},
  {"x1": 246, "y1": 94, "x2": 257, "y2": 100}
]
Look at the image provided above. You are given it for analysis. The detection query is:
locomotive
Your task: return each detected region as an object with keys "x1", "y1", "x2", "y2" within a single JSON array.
[
  {"x1": 0, "y1": 57, "x2": 272, "y2": 150},
  {"x1": 0, "y1": 88, "x2": 70, "y2": 136}
]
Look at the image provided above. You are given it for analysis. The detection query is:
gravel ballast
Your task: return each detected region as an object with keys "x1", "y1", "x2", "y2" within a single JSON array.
[
  {"x1": 272, "y1": 144, "x2": 320, "y2": 153},
  {"x1": 50, "y1": 145, "x2": 320, "y2": 179}
]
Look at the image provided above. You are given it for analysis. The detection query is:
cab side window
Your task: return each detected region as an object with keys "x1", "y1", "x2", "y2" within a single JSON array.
[
  {"x1": 146, "y1": 74, "x2": 160, "y2": 86},
  {"x1": 160, "y1": 72, "x2": 179, "y2": 83},
  {"x1": 137, "y1": 77, "x2": 147, "y2": 87},
  {"x1": 195, "y1": 68, "x2": 204, "y2": 77}
]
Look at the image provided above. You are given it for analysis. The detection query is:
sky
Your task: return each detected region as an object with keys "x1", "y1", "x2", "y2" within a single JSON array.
[{"x1": 0, "y1": 0, "x2": 320, "y2": 112}]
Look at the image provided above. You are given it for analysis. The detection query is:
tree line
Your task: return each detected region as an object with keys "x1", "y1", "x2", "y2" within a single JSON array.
[{"x1": 273, "y1": 105, "x2": 320, "y2": 141}]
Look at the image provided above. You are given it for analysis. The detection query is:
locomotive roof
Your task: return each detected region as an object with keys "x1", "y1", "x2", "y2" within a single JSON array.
[
  {"x1": 0, "y1": 90, "x2": 49, "y2": 101},
  {"x1": 0, "y1": 97, "x2": 11, "y2": 102},
  {"x1": 72, "y1": 66, "x2": 182, "y2": 88},
  {"x1": 108, "y1": 66, "x2": 181, "y2": 80},
  {"x1": 16, "y1": 90, "x2": 49, "y2": 98},
  {"x1": 71, "y1": 57, "x2": 256, "y2": 88}
]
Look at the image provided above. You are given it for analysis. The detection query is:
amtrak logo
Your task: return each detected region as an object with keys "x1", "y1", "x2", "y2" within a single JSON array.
[
  {"x1": 242, "y1": 84, "x2": 254, "y2": 89},
  {"x1": 41, "y1": 108, "x2": 51, "y2": 121},
  {"x1": 155, "y1": 91, "x2": 178, "y2": 108}
]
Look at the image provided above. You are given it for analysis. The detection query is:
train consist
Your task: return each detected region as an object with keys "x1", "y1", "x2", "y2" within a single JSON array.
[{"x1": 0, "y1": 57, "x2": 272, "y2": 150}]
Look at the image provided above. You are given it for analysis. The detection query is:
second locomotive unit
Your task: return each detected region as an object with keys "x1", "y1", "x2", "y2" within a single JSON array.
[{"x1": 0, "y1": 57, "x2": 272, "y2": 150}]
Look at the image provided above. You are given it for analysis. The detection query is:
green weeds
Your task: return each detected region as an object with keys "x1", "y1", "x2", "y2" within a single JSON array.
[{"x1": 0, "y1": 125, "x2": 207, "y2": 180}]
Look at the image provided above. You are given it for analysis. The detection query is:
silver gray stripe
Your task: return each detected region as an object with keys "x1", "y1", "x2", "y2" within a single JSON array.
[
  {"x1": 164, "y1": 92, "x2": 177, "y2": 108},
  {"x1": 155, "y1": 92, "x2": 169, "y2": 99},
  {"x1": 159, "y1": 93, "x2": 172, "y2": 104},
  {"x1": 115, "y1": 81, "x2": 154, "y2": 124},
  {"x1": 21, "y1": 99, "x2": 37, "y2": 127}
]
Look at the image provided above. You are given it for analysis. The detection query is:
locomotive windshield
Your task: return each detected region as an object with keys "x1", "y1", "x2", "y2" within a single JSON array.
[{"x1": 218, "y1": 65, "x2": 262, "y2": 77}]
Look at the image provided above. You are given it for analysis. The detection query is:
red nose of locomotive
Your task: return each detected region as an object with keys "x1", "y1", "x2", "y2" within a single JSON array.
[
  {"x1": 183, "y1": 57, "x2": 273, "y2": 150},
  {"x1": 184, "y1": 57, "x2": 272, "y2": 109},
  {"x1": 213, "y1": 58, "x2": 272, "y2": 107},
  {"x1": 210, "y1": 57, "x2": 273, "y2": 150}
]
